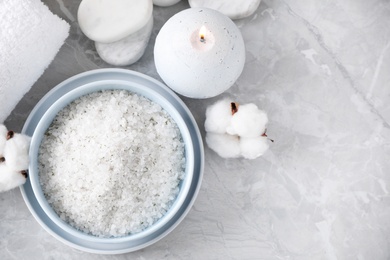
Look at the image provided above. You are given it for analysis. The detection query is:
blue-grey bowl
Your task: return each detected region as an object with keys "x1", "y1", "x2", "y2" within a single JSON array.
[{"x1": 21, "y1": 69, "x2": 204, "y2": 254}]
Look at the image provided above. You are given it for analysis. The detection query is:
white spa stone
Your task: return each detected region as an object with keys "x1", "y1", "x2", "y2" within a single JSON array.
[
  {"x1": 189, "y1": 0, "x2": 261, "y2": 20},
  {"x1": 95, "y1": 17, "x2": 153, "y2": 66},
  {"x1": 78, "y1": 0, "x2": 153, "y2": 43},
  {"x1": 153, "y1": 0, "x2": 181, "y2": 7},
  {"x1": 154, "y1": 8, "x2": 245, "y2": 99}
]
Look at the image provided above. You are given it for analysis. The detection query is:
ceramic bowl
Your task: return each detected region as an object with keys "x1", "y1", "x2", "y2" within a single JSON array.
[{"x1": 21, "y1": 69, "x2": 204, "y2": 254}]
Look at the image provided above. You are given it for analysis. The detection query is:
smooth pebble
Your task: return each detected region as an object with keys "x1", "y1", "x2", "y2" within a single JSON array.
[
  {"x1": 95, "y1": 17, "x2": 154, "y2": 66},
  {"x1": 189, "y1": 0, "x2": 261, "y2": 20}
]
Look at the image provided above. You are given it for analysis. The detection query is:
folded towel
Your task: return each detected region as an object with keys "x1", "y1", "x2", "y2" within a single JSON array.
[{"x1": 0, "y1": 0, "x2": 70, "y2": 123}]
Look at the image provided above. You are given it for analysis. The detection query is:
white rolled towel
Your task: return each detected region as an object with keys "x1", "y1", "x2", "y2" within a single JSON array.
[{"x1": 0, "y1": 0, "x2": 70, "y2": 123}]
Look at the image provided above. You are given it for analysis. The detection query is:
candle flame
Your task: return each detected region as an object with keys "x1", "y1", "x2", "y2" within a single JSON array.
[{"x1": 199, "y1": 25, "x2": 207, "y2": 43}]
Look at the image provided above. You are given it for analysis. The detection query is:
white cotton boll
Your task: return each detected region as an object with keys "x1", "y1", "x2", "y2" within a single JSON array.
[
  {"x1": 226, "y1": 103, "x2": 268, "y2": 138},
  {"x1": 0, "y1": 124, "x2": 7, "y2": 136},
  {"x1": 206, "y1": 132, "x2": 241, "y2": 158},
  {"x1": 204, "y1": 99, "x2": 234, "y2": 134},
  {"x1": 240, "y1": 136, "x2": 269, "y2": 159},
  {"x1": 4, "y1": 133, "x2": 31, "y2": 171},
  {"x1": 0, "y1": 165, "x2": 26, "y2": 192},
  {"x1": 0, "y1": 124, "x2": 7, "y2": 155}
]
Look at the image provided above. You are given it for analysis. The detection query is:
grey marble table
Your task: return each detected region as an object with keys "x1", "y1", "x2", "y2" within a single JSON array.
[{"x1": 2, "y1": 0, "x2": 390, "y2": 259}]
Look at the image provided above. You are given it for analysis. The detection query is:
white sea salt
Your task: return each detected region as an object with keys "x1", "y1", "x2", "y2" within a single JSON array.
[{"x1": 39, "y1": 90, "x2": 185, "y2": 238}]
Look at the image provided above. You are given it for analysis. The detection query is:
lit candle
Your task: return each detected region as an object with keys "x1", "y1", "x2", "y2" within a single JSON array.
[
  {"x1": 154, "y1": 8, "x2": 245, "y2": 99},
  {"x1": 193, "y1": 25, "x2": 214, "y2": 51}
]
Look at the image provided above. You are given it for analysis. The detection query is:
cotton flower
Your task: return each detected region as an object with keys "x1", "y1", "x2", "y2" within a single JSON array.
[
  {"x1": 204, "y1": 99, "x2": 236, "y2": 134},
  {"x1": 205, "y1": 133, "x2": 241, "y2": 158},
  {"x1": 226, "y1": 103, "x2": 268, "y2": 137},
  {"x1": 0, "y1": 124, "x2": 7, "y2": 156},
  {"x1": 0, "y1": 124, "x2": 31, "y2": 192},
  {"x1": 0, "y1": 164, "x2": 27, "y2": 193},
  {"x1": 204, "y1": 100, "x2": 271, "y2": 159},
  {"x1": 240, "y1": 136, "x2": 269, "y2": 159},
  {"x1": 4, "y1": 133, "x2": 31, "y2": 171}
]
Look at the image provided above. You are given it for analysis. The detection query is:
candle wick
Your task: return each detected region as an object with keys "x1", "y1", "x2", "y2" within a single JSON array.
[{"x1": 200, "y1": 35, "x2": 206, "y2": 43}]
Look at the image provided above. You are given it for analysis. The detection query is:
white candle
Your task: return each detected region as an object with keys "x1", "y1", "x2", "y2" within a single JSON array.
[
  {"x1": 154, "y1": 8, "x2": 245, "y2": 99},
  {"x1": 153, "y1": 0, "x2": 181, "y2": 7},
  {"x1": 78, "y1": 0, "x2": 153, "y2": 43}
]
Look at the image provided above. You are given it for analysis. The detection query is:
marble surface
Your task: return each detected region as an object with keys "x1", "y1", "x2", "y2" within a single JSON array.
[{"x1": 2, "y1": 0, "x2": 390, "y2": 259}]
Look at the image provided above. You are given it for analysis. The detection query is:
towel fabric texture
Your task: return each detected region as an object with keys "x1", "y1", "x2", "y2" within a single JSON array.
[{"x1": 0, "y1": 0, "x2": 70, "y2": 123}]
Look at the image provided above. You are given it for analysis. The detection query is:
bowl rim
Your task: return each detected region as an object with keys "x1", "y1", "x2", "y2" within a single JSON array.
[
  {"x1": 21, "y1": 68, "x2": 204, "y2": 254},
  {"x1": 29, "y1": 79, "x2": 195, "y2": 243}
]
